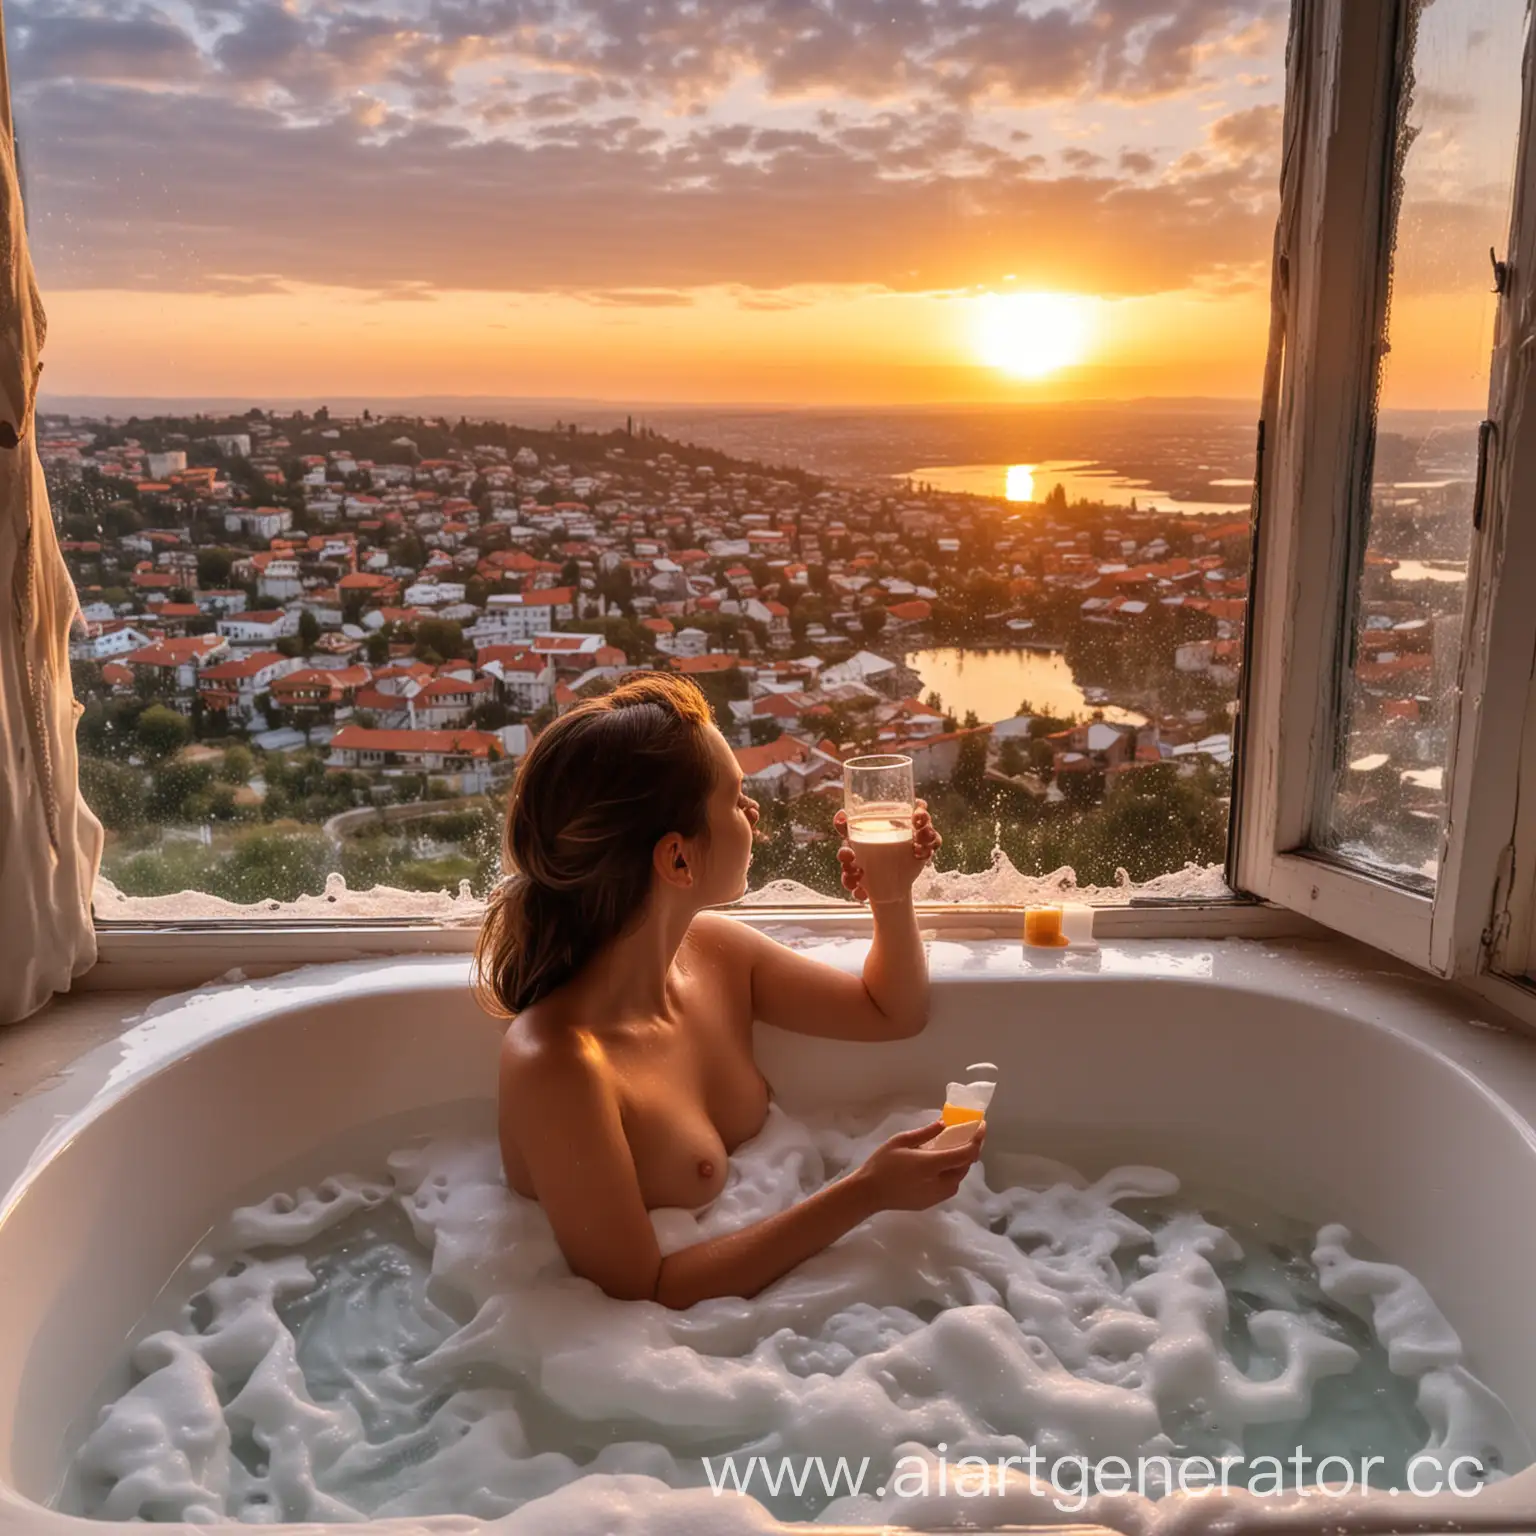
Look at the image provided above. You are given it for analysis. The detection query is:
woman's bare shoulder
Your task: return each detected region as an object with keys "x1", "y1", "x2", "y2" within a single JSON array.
[
  {"x1": 686, "y1": 909, "x2": 763, "y2": 963},
  {"x1": 499, "y1": 998, "x2": 603, "y2": 1092}
]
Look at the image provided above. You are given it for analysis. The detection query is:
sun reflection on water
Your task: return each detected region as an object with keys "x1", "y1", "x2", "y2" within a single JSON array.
[{"x1": 1005, "y1": 464, "x2": 1036, "y2": 502}]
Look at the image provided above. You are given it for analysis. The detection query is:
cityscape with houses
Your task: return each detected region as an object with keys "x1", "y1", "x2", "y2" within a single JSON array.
[{"x1": 46, "y1": 405, "x2": 1464, "y2": 908}]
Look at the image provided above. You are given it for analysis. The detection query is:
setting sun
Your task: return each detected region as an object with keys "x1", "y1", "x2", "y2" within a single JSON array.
[{"x1": 974, "y1": 292, "x2": 1095, "y2": 380}]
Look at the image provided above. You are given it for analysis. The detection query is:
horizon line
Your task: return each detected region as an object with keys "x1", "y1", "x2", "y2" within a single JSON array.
[{"x1": 40, "y1": 391, "x2": 1263, "y2": 415}]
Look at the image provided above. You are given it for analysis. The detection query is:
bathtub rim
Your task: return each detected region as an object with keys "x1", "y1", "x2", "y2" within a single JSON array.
[{"x1": 10, "y1": 938, "x2": 1536, "y2": 1221}]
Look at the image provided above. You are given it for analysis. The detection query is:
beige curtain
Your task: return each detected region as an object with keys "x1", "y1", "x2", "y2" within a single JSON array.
[{"x1": 0, "y1": 9, "x2": 103, "y2": 1023}]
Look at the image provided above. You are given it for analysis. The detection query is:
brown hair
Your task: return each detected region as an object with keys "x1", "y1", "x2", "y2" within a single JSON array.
[{"x1": 474, "y1": 671, "x2": 717, "y2": 1016}]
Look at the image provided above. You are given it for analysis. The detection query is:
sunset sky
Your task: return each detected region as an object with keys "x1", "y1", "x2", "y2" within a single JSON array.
[{"x1": 4, "y1": 0, "x2": 1521, "y2": 409}]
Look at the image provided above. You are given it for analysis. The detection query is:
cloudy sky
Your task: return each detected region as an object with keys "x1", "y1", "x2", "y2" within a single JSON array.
[{"x1": 4, "y1": 0, "x2": 1522, "y2": 406}]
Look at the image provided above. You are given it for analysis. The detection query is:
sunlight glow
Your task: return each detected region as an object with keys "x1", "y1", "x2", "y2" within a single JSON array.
[
  {"x1": 974, "y1": 292, "x2": 1095, "y2": 380},
  {"x1": 1005, "y1": 464, "x2": 1036, "y2": 501}
]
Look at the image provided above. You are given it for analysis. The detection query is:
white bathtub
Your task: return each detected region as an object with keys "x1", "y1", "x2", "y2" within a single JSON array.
[{"x1": 2, "y1": 935, "x2": 1535, "y2": 1535}]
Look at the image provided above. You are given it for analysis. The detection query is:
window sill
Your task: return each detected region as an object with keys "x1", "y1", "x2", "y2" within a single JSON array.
[{"x1": 84, "y1": 900, "x2": 1324, "y2": 993}]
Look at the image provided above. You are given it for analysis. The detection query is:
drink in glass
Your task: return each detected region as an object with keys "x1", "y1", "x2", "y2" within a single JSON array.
[{"x1": 843, "y1": 754, "x2": 915, "y2": 900}]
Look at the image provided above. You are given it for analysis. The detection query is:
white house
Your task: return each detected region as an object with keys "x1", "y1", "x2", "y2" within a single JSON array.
[
  {"x1": 820, "y1": 649, "x2": 920, "y2": 698},
  {"x1": 70, "y1": 623, "x2": 153, "y2": 662},
  {"x1": 197, "y1": 651, "x2": 306, "y2": 720},
  {"x1": 225, "y1": 507, "x2": 293, "y2": 541},
  {"x1": 325, "y1": 726, "x2": 510, "y2": 793},
  {"x1": 258, "y1": 558, "x2": 304, "y2": 601},
  {"x1": 118, "y1": 635, "x2": 230, "y2": 695},
  {"x1": 403, "y1": 580, "x2": 468, "y2": 608},
  {"x1": 479, "y1": 651, "x2": 556, "y2": 711},
  {"x1": 217, "y1": 609, "x2": 301, "y2": 648},
  {"x1": 146, "y1": 450, "x2": 186, "y2": 480},
  {"x1": 195, "y1": 589, "x2": 248, "y2": 618},
  {"x1": 470, "y1": 587, "x2": 578, "y2": 644},
  {"x1": 408, "y1": 674, "x2": 495, "y2": 729}
]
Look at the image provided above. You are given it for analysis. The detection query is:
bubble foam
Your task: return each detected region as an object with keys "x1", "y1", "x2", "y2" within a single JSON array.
[{"x1": 68, "y1": 1105, "x2": 1529, "y2": 1527}]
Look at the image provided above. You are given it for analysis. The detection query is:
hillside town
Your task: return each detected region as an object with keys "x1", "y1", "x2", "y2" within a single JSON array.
[{"x1": 42, "y1": 406, "x2": 1451, "y2": 904}]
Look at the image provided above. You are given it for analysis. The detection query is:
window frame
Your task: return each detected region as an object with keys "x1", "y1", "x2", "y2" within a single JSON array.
[
  {"x1": 84, "y1": 900, "x2": 1322, "y2": 995},
  {"x1": 1234, "y1": 0, "x2": 1536, "y2": 982},
  {"x1": 1448, "y1": 14, "x2": 1536, "y2": 1001}
]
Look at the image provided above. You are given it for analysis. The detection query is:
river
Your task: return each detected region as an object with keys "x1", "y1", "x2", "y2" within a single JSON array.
[{"x1": 899, "y1": 460, "x2": 1251, "y2": 518}]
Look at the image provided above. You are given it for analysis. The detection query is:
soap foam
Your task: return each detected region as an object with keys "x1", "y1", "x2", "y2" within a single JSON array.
[{"x1": 67, "y1": 1104, "x2": 1529, "y2": 1528}]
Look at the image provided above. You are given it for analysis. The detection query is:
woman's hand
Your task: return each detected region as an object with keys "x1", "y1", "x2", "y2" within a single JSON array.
[
  {"x1": 834, "y1": 799, "x2": 941, "y2": 905},
  {"x1": 854, "y1": 1117, "x2": 984, "y2": 1212}
]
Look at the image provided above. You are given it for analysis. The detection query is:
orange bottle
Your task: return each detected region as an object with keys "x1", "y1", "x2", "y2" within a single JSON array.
[{"x1": 1024, "y1": 905, "x2": 1068, "y2": 946}]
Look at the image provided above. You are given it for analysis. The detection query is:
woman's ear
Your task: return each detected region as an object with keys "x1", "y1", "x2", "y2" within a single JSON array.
[{"x1": 653, "y1": 832, "x2": 693, "y2": 888}]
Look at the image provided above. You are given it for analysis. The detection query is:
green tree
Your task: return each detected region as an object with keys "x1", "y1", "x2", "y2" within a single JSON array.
[
  {"x1": 215, "y1": 827, "x2": 334, "y2": 902},
  {"x1": 78, "y1": 756, "x2": 147, "y2": 830},
  {"x1": 860, "y1": 605, "x2": 887, "y2": 640},
  {"x1": 147, "y1": 760, "x2": 217, "y2": 821},
  {"x1": 197, "y1": 549, "x2": 234, "y2": 587},
  {"x1": 298, "y1": 608, "x2": 321, "y2": 647},
  {"x1": 954, "y1": 730, "x2": 988, "y2": 804},
  {"x1": 413, "y1": 618, "x2": 469, "y2": 662},
  {"x1": 218, "y1": 744, "x2": 255, "y2": 785},
  {"x1": 136, "y1": 704, "x2": 192, "y2": 762}
]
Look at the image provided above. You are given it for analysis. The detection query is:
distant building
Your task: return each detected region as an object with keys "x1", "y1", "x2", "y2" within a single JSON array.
[
  {"x1": 225, "y1": 507, "x2": 293, "y2": 541},
  {"x1": 118, "y1": 635, "x2": 230, "y2": 694},
  {"x1": 217, "y1": 609, "x2": 300, "y2": 648},
  {"x1": 197, "y1": 651, "x2": 306, "y2": 720},
  {"x1": 325, "y1": 726, "x2": 509, "y2": 793},
  {"x1": 471, "y1": 587, "x2": 579, "y2": 644},
  {"x1": 733, "y1": 736, "x2": 842, "y2": 799},
  {"x1": 69, "y1": 623, "x2": 153, "y2": 662}
]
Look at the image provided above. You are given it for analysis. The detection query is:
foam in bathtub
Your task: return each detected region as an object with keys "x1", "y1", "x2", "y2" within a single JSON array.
[{"x1": 67, "y1": 1104, "x2": 1529, "y2": 1527}]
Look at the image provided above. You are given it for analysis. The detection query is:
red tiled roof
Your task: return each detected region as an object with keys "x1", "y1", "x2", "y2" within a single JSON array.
[
  {"x1": 121, "y1": 636, "x2": 226, "y2": 667},
  {"x1": 672, "y1": 654, "x2": 741, "y2": 674},
  {"x1": 199, "y1": 651, "x2": 290, "y2": 682},
  {"x1": 329, "y1": 726, "x2": 502, "y2": 758},
  {"x1": 415, "y1": 676, "x2": 493, "y2": 699},
  {"x1": 734, "y1": 736, "x2": 822, "y2": 774}
]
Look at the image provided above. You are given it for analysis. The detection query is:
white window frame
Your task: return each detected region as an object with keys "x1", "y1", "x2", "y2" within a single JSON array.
[
  {"x1": 1234, "y1": 0, "x2": 1536, "y2": 990},
  {"x1": 1456, "y1": 32, "x2": 1536, "y2": 1008}
]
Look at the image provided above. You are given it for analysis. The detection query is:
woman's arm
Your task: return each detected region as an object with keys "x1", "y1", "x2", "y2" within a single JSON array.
[
  {"x1": 696, "y1": 801, "x2": 940, "y2": 1041},
  {"x1": 702, "y1": 903, "x2": 928, "y2": 1041},
  {"x1": 502, "y1": 1039, "x2": 977, "y2": 1307}
]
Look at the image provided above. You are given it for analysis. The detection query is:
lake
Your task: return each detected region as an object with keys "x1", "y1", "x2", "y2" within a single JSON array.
[
  {"x1": 906, "y1": 647, "x2": 1147, "y2": 728},
  {"x1": 899, "y1": 460, "x2": 1251, "y2": 518}
]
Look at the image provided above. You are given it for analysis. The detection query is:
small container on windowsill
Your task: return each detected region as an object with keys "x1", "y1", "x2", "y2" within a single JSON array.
[{"x1": 1023, "y1": 902, "x2": 1098, "y2": 952}]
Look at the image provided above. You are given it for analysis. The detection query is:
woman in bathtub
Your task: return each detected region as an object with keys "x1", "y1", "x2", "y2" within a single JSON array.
[{"x1": 476, "y1": 672, "x2": 981, "y2": 1308}]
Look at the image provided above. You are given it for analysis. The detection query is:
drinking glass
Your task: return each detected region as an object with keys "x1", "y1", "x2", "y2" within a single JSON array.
[{"x1": 843, "y1": 754, "x2": 915, "y2": 850}]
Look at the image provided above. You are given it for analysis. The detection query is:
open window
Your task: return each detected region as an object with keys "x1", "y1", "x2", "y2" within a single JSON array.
[{"x1": 1234, "y1": 0, "x2": 1536, "y2": 980}]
